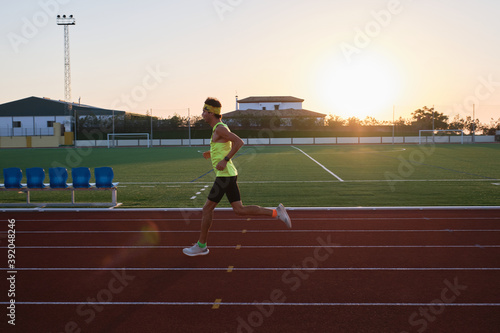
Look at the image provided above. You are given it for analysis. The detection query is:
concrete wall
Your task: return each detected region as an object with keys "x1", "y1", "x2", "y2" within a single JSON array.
[
  {"x1": 0, "y1": 123, "x2": 66, "y2": 148},
  {"x1": 75, "y1": 135, "x2": 497, "y2": 147}
]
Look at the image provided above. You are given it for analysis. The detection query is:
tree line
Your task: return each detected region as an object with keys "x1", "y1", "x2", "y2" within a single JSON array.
[
  {"x1": 77, "y1": 106, "x2": 500, "y2": 135},
  {"x1": 328, "y1": 106, "x2": 499, "y2": 134}
]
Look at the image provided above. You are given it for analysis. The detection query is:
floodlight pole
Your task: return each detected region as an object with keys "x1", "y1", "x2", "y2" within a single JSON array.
[
  {"x1": 56, "y1": 15, "x2": 75, "y2": 102},
  {"x1": 57, "y1": 15, "x2": 75, "y2": 144}
]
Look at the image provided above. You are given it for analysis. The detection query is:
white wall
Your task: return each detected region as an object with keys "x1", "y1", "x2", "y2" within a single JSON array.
[
  {"x1": 238, "y1": 102, "x2": 302, "y2": 110},
  {"x1": 0, "y1": 115, "x2": 71, "y2": 135},
  {"x1": 76, "y1": 136, "x2": 497, "y2": 147}
]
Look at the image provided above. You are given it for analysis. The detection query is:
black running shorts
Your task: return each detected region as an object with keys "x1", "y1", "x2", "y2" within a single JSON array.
[{"x1": 207, "y1": 176, "x2": 241, "y2": 203}]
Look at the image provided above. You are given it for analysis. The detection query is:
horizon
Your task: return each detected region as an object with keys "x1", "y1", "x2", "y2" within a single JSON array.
[{"x1": 1, "y1": 0, "x2": 499, "y2": 123}]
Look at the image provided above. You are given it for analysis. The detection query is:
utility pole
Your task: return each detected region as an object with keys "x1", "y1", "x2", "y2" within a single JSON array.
[
  {"x1": 150, "y1": 108, "x2": 153, "y2": 147},
  {"x1": 472, "y1": 104, "x2": 476, "y2": 143},
  {"x1": 432, "y1": 105, "x2": 435, "y2": 143},
  {"x1": 188, "y1": 108, "x2": 191, "y2": 147},
  {"x1": 392, "y1": 105, "x2": 395, "y2": 145}
]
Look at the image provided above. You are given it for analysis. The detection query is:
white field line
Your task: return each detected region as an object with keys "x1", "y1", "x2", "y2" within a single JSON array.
[
  {"x1": 190, "y1": 185, "x2": 209, "y2": 200},
  {"x1": 292, "y1": 146, "x2": 344, "y2": 181},
  {"x1": 118, "y1": 179, "x2": 500, "y2": 185}
]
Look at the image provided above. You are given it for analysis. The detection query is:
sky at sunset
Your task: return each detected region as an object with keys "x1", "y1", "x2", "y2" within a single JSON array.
[{"x1": 1, "y1": 0, "x2": 500, "y2": 124}]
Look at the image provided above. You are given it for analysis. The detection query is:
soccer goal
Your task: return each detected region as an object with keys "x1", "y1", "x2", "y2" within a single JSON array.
[
  {"x1": 418, "y1": 129, "x2": 464, "y2": 144},
  {"x1": 107, "y1": 133, "x2": 150, "y2": 148}
]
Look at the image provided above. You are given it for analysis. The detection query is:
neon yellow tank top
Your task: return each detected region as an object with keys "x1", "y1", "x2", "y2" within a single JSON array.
[{"x1": 210, "y1": 122, "x2": 238, "y2": 177}]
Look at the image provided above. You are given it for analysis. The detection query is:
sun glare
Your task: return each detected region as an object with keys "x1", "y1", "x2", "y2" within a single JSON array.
[{"x1": 317, "y1": 57, "x2": 400, "y2": 120}]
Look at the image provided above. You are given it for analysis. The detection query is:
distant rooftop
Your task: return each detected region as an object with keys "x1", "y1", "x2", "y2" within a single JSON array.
[
  {"x1": 0, "y1": 96, "x2": 125, "y2": 117},
  {"x1": 224, "y1": 109, "x2": 326, "y2": 118},
  {"x1": 237, "y1": 96, "x2": 304, "y2": 103}
]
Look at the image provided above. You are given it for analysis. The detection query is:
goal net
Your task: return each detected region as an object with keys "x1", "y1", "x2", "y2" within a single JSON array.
[
  {"x1": 418, "y1": 129, "x2": 464, "y2": 144},
  {"x1": 107, "y1": 133, "x2": 150, "y2": 148}
]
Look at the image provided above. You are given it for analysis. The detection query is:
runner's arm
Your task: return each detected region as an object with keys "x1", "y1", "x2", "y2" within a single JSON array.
[{"x1": 215, "y1": 125, "x2": 244, "y2": 160}]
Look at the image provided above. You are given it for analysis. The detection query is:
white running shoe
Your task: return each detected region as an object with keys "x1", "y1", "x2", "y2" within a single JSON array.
[
  {"x1": 276, "y1": 203, "x2": 292, "y2": 228},
  {"x1": 183, "y1": 243, "x2": 209, "y2": 256}
]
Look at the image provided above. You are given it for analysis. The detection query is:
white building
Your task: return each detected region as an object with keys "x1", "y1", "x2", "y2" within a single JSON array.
[
  {"x1": 224, "y1": 96, "x2": 326, "y2": 127},
  {"x1": 236, "y1": 96, "x2": 305, "y2": 111},
  {"x1": 0, "y1": 96, "x2": 125, "y2": 137}
]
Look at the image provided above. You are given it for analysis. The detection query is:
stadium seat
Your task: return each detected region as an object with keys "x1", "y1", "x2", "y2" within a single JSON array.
[
  {"x1": 49, "y1": 167, "x2": 68, "y2": 188},
  {"x1": 26, "y1": 167, "x2": 46, "y2": 188},
  {"x1": 3, "y1": 168, "x2": 23, "y2": 189},
  {"x1": 72, "y1": 167, "x2": 91, "y2": 188},
  {"x1": 95, "y1": 167, "x2": 115, "y2": 188}
]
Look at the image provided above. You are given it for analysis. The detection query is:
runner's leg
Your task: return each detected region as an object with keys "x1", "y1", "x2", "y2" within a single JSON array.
[
  {"x1": 199, "y1": 199, "x2": 218, "y2": 244},
  {"x1": 230, "y1": 200, "x2": 274, "y2": 216}
]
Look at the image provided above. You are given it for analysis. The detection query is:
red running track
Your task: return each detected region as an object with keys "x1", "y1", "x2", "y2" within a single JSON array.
[{"x1": 1, "y1": 208, "x2": 499, "y2": 333}]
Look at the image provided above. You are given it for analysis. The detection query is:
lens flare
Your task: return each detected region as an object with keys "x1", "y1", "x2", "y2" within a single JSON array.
[{"x1": 138, "y1": 220, "x2": 161, "y2": 245}]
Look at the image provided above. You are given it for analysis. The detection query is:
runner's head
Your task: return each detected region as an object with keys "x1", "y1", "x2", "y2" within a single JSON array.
[{"x1": 203, "y1": 97, "x2": 222, "y2": 119}]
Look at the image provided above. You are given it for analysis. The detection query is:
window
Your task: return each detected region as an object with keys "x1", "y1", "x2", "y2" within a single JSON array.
[
  {"x1": 274, "y1": 105, "x2": 280, "y2": 110},
  {"x1": 12, "y1": 121, "x2": 21, "y2": 128},
  {"x1": 47, "y1": 121, "x2": 55, "y2": 127},
  {"x1": 262, "y1": 107, "x2": 266, "y2": 110}
]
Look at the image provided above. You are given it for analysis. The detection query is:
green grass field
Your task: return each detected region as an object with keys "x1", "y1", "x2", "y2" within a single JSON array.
[{"x1": 1, "y1": 144, "x2": 499, "y2": 208}]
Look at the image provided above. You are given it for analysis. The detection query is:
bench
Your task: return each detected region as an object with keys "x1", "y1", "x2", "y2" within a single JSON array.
[{"x1": 0, "y1": 167, "x2": 121, "y2": 208}]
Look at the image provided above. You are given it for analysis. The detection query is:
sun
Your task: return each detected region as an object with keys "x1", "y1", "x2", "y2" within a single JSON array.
[{"x1": 317, "y1": 56, "x2": 400, "y2": 120}]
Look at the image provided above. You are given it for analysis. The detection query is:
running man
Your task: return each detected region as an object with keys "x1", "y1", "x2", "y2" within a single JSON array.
[{"x1": 183, "y1": 97, "x2": 291, "y2": 256}]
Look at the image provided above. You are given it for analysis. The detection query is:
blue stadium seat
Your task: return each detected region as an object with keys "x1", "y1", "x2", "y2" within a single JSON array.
[
  {"x1": 26, "y1": 167, "x2": 46, "y2": 188},
  {"x1": 72, "y1": 167, "x2": 91, "y2": 188},
  {"x1": 3, "y1": 168, "x2": 23, "y2": 189},
  {"x1": 95, "y1": 167, "x2": 114, "y2": 188},
  {"x1": 49, "y1": 167, "x2": 68, "y2": 188}
]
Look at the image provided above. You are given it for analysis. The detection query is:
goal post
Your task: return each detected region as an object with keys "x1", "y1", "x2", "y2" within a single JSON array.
[
  {"x1": 107, "y1": 133, "x2": 150, "y2": 148},
  {"x1": 418, "y1": 129, "x2": 464, "y2": 144}
]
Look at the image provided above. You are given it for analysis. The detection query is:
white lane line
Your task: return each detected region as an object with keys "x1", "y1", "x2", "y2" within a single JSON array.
[
  {"x1": 9, "y1": 216, "x2": 500, "y2": 223},
  {"x1": 292, "y1": 146, "x2": 344, "y2": 181},
  {"x1": 11, "y1": 229, "x2": 500, "y2": 234},
  {"x1": 4, "y1": 301, "x2": 499, "y2": 306},
  {"x1": 3, "y1": 267, "x2": 498, "y2": 271},
  {"x1": 8, "y1": 245, "x2": 500, "y2": 249}
]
